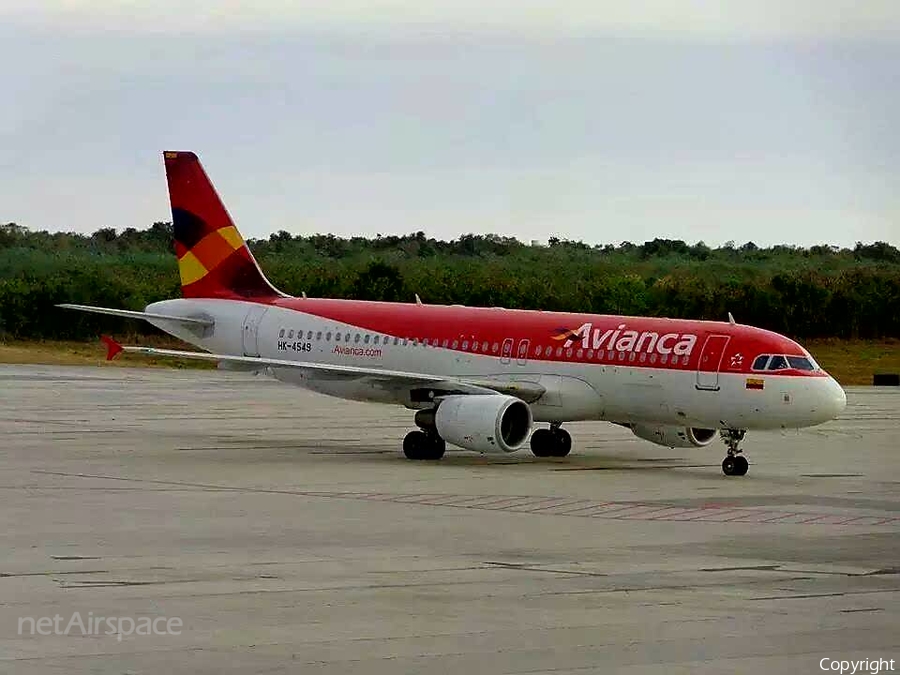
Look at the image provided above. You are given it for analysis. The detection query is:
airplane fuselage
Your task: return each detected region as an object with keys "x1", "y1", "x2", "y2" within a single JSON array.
[{"x1": 147, "y1": 297, "x2": 847, "y2": 432}]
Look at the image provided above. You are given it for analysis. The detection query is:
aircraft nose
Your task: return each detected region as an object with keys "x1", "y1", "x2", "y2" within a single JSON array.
[{"x1": 820, "y1": 376, "x2": 847, "y2": 420}]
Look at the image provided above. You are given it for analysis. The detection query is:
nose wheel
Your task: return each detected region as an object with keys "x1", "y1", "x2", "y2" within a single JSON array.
[{"x1": 720, "y1": 429, "x2": 748, "y2": 476}]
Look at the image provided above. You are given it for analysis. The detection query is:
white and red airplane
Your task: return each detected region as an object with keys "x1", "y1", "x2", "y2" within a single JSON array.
[{"x1": 60, "y1": 151, "x2": 847, "y2": 475}]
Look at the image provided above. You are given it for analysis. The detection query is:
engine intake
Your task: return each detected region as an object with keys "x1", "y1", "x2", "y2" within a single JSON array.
[
  {"x1": 435, "y1": 394, "x2": 533, "y2": 453},
  {"x1": 629, "y1": 424, "x2": 717, "y2": 448}
]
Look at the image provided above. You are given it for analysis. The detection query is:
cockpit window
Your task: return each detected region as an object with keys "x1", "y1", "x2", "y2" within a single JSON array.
[
  {"x1": 752, "y1": 355, "x2": 769, "y2": 371},
  {"x1": 767, "y1": 355, "x2": 789, "y2": 370},
  {"x1": 753, "y1": 353, "x2": 819, "y2": 372},
  {"x1": 787, "y1": 356, "x2": 815, "y2": 371}
]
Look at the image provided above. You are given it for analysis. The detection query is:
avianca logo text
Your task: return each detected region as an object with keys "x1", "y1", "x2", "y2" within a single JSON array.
[{"x1": 553, "y1": 323, "x2": 698, "y2": 356}]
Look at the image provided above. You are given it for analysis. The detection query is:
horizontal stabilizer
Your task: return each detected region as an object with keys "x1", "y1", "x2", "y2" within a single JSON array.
[{"x1": 57, "y1": 304, "x2": 213, "y2": 327}]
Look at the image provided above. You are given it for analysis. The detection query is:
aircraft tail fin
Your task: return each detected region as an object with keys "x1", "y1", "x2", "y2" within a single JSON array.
[{"x1": 163, "y1": 151, "x2": 285, "y2": 300}]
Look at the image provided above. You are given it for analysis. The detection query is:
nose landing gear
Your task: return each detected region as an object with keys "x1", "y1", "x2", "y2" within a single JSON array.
[{"x1": 720, "y1": 429, "x2": 749, "y2": 476}]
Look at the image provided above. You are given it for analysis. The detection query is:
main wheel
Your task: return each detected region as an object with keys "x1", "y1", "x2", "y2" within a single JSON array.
[
  {"x1": 550, "y1": 428, "x2": 572, "y2": 457},
  {"x1": 733, "y1": 455, "x2": 749, "y2": 476},
  {"x1": 427, "y1": 436, "x2": 446, "y2": 460},
  {"x1": 530, "y1": 428, "x2": 554, "y2": 457},
  {"x1": 403, "y1": 430, "x2": 445, "y2": 460},
  {"x1": 403, "y1": 430, "x2": 428, "y2": 460}
]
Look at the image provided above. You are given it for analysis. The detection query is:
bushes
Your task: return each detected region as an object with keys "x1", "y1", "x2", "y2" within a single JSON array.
[{"x1": 1, "y1": 223, "x2": 899, "y2": 340}]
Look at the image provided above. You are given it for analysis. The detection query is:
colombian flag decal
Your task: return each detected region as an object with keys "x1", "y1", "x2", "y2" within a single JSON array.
[{"x1": 746, "y1": 377, "x2": 765, "y2": 390}]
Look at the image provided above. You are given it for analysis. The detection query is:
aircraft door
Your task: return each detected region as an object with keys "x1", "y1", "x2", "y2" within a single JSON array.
[
  {"x1": 516, "y1": 339, "x2": 530, "y2": 365},
  {"x1": 242, "y1": 305, "x2": 269, "y2": 357},
  {"x1": 696, "y1": 334, "x2": 730, "y2": 391},
  {"x1": 500, "y1": 338, "x2": 514, "y2": 364}
]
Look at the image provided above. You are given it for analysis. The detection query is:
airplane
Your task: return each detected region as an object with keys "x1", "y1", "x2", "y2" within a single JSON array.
[{"x1": 59, "y1": 151, "x2": 847, "y2": 476}]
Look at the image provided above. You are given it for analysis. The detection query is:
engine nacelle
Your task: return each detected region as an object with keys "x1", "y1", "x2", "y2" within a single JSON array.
[
  {"x1": 629, "y1": 424, "x2": 718, "y2": 449},
  {"x1": 435, "y1": 395, "x2": 533, "y2": 454}
]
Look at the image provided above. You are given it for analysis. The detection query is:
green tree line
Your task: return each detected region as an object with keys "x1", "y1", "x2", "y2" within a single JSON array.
[{"x1": 2, "y1": 222, "x2": 899, "y2": 341}]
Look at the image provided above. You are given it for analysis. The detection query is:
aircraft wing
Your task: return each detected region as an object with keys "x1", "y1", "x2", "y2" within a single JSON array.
[
  {"x1": 57, "y1": 304, "x2": 214, "y2": 327},
  {"x1": 103, "y1": 338, "x2": 545, "y2": 403}
]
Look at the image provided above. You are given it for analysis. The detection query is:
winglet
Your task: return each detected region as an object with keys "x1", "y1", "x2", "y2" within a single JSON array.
[{"x1": 100, "y1": 335, "x2": 124, "y2": 361}]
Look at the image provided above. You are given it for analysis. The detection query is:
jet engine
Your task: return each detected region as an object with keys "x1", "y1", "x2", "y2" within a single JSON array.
[
  {"x1": 435, "y1": 394, "x2": 533, "y2": 454},
  {"x1": 629, "y1": 424, "x2": 718, "y2": 448}
]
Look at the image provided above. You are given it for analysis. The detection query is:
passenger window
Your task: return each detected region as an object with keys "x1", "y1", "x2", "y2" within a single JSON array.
[
  {"x1": 316, "y1": 331, "x2": 322, "y2": 340},
  {"x1": 682, "y1": 355, "x2": 689, "y2": 365},
  {"x1": 650, "y1": 353, "x2": 657, "y2": 364},
  {"x1": 618, "y1": 352, "x2": 626, "y2": 361},
  {"x1": 307, "y1": 331, "x2": 313, "y2": 340},
  {"x1": 442, "y1": 339, "x2": 449, "y2": 348},
  {"x1": 462, "y1": 341, "x2": 469, "y2": 350},
  {"x1": 278, "y1": 328, "x2": 285, "y2": 338},
  {"x1": 534, "y1": 345, "x2": 541, "y2": 356},
  {"x1": 787, "y1": 356, "x2": 815, "y2": 371},
  {"x1": 482, "y1": 341, "x2": 489, "y2": 352},
  {"x1": 393, "y1": 337, "x2": 400, "y2": 345},
  {"x1": 452, "y1": 340, "x2": 459, "y2": 349},
  {"x1": 555, "y1": 346, "x2": 563, "y2": 357},
  {"x1": 402, "y1": 338, "x2": 409, "y2": 346},
  {"x1": 768, "y1": 355, "x2": 788, "y2": 370},
  {"x1": 288, "y1": 329, "x2": 294, "y2": 339},
  {"x1": 345, "y1": 333, "x2": 350, "y2": 342},
  {"x1": 471, "y1": 341, "x2": 477, "y2": 351},
  {"x1": 587, "y1": 349, "x2": 594, "y2": 359},
  {"x1": 373, "y1": 335, "x2": 379, "y2": 345},
  {"x1": 566, "y1": 348, "x2": 573, "y2": 358},
  {"x1": 577, "y1": 349, "x2": 584, "y2": 359},
  {"x1": 660, "y1": 353, "x2": 668, "y2": 364},
  {"x1": 607, "y1": 350, "x2": 615, "y2": 361},
  {"x1": 492, "y1": 342, "x2": 499, "y2": 353},
  {"x1": 325, "y1": 332, "x2": 332, "y2": 341},
  {"x1": 629, "y1": 352, "x2": 636, "y2": 362},
  {"x1": 752, "y1": 355, "x2": 769, "y2": 371},
  {"x1": 364, "y1": 334, "x2": 370, "y2": 344},
  {"x1": 639, "y1": 352, "x2": 647, "y2": 363}
]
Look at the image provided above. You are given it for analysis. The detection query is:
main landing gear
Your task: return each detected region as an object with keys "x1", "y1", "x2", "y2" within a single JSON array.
[
  {"x1": 720, "y1": 429, "x2": 749, "y2": 477},
  {"x1": 403, "y1": 408, "x2": 446, "y2": 460},
  {"x1": 530, "y1": 423, "x2": 572, "y2": 458},
  {"x1": 403, "y1": 429, "x2": 446, "y2": 460}
]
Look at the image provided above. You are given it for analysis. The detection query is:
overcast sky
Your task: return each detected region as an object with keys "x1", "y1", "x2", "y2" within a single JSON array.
[{"x1": 1, "y1": 1, "x2": 898, "y2": 246}]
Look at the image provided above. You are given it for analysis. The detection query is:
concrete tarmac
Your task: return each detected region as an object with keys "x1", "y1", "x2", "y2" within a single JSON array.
[{"x1": 1, "y1": 364, "x2": 898, "y2": 674}]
